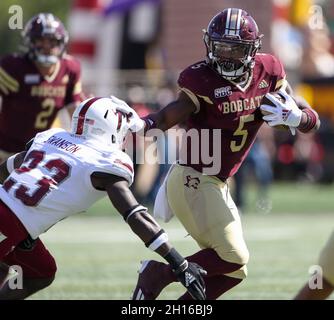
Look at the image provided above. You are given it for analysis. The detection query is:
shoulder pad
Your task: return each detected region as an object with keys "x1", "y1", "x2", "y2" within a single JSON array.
[
  {"x1": 256, "y1": 53, "x2": 286, "y2": 78},
  {"x1": 178, "y1": 61, "x2": 213, "y2": 99},
  {"x1": 94, "y1": 150, "x2": 134, "y2": 186},
  {"x1": 62, "y1": 54, "x2": 81, "y2": 73}
]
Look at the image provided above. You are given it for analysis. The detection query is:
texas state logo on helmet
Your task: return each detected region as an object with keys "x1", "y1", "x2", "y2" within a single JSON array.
[
  {"x1": 71, "y1": 97, "x2": 131, "y2": 149},
  {"x1": 22, "y1": 13, "x2": 69, "y2": 66},
  {"x1": 203, "y1": 8, "x2": 263, "y2": 80}
]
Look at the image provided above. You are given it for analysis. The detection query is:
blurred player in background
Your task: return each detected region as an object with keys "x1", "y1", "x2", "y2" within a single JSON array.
[
  {"x1": 0, "y1": 13, "x2": 84, "y2": 163},
  {"x1": 294, "y1": 231, "x2": 334, "y2": 300},
  {"x1": 115, "y1": 8, "x2": 321, "y2": 300},
  {"x1": 0, "y1": 96, "x2": 206, "y2": 300}
]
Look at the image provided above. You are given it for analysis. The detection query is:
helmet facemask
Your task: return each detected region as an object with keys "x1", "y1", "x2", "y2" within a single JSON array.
[
  {"x1": 203, "y1": 8, "x2": 263, "y2": 81},
  {"x1": 22, "y1": 13, "x2": 69, "y2": 67},
  {"x1": 30, "y1": 36, "x2": 66, "y2": 67},
  {"x1": 204, "y1": 34, "x2": 261, "y2": 81}
]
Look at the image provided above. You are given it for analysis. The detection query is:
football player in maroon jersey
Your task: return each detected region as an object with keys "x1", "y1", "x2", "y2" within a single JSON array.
[
  {"x1": 0, "y1": 13, "x2": 84, "y2": 162},
  {"x1": 116, "y1": 8, "x2": 320, "y2": 300}
]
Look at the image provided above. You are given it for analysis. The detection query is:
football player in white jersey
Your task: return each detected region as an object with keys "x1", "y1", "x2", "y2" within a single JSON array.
[{"x1": 0, "y1": 96, "x2": 206, "y2": 300}]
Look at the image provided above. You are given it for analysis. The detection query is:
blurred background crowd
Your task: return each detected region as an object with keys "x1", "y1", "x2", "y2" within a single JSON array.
[{"x1": 0, "y1": 0, "x2": 333, "y2": 210}]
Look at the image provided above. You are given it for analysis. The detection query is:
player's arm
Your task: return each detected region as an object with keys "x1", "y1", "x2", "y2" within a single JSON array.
[
  {"x1": 142, "y1": 91, "x2": 197, "y2": 131},
  {"x1": 91, "y1": 172, "x2": 207, "y2": 300},
  {"x1": 262, "y1": 82, "x2": 320, "y2": 133},
  {"x1": 0, "y1": 57, "x2": 20, "y2": 97},
  {"x1": 64, "y1": 57, "x2": 85, "y2": 118},
  {"x1": 285, "y1": 83, "x2": 321, "y2": 133},
  {"x1": 112, "y1": 91, "x2": 197, "y2": 133},
  {"x1": 0, "y1": 151, "x2": 26, "y2": 183}
]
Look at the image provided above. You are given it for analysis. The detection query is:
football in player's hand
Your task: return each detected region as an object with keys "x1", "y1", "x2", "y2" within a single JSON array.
[{"x1": 260, "y1": 92, "x2": 289, "y2": 130}]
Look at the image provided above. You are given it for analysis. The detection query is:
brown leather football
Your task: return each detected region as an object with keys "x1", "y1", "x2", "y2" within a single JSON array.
[{"x1": 260, "y1": 92, "x2": 289, "y2": 130}]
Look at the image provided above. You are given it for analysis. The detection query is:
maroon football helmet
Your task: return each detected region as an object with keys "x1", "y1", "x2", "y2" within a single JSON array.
[
  {"x1": 22, "y1": 13, "x2": 69, "y2": 66},
  {"x1": 203, "y1": 8, "x2": 263, "y2": 80}
]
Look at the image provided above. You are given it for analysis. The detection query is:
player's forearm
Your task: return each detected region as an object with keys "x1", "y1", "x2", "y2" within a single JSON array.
[
  {"x1": 126, "y1": 210, "x2": 188, "y2": 270},
  {"x1": 126, "y1": 208, "x2": 171, "y2": 255},
  {"x1": 142, "y1": 101, "x2": 183, "y2": 132},
  {"x1": 285, "y1": 85, "x2": 320, "y2": 133},
  {"x1": 295, "y1": 97, "x2": 320, "y2": 133},
  {"x1": 297, "y1": 109, "x2": 320, "y2": 132},
  {"x1": 142, "y1": 93, "x2": 196, "y2": 132}
]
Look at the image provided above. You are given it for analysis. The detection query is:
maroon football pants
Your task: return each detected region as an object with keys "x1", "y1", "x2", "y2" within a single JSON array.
[{"x1": 0, "y1": 200, "x2": 57, "y2": 278}]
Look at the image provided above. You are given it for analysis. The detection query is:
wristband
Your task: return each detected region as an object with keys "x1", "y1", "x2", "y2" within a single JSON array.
[
  {"x1": 298, "y1": 109, "x2": 318, "y2": 133},
  {"x1": 164, "y1": 248, "x2": 187, "y2": 271},
  {"x1": 145, "y1": 229, "x2": 169, "y2": 251},
  {"x1": 123, "y1": 205, "x2": 147, "y2": 222},
  {"x1": 141, "y1": 115, "x2": 157, "y2": 132}
]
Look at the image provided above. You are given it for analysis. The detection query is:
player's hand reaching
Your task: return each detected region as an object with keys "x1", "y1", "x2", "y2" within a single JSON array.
[
  {"x1": 109, "y1": 95, "x2": 145, "y2": 132},
  {"x1": 173, "y1": 260, "x2": 207, "y2": 300}
]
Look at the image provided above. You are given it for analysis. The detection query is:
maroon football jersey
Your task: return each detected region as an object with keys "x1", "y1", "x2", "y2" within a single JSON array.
[
  {"x1": 177, "y1": 53, "x2": 286, "y2": 181},
  {"x1": 0, "y1": 53, "x2": 83, "y2": 152}
]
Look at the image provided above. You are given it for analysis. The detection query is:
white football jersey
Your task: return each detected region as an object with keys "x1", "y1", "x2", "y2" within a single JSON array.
[{"x1": 0, "y1": 128, "x2": 134, "y2": 239}]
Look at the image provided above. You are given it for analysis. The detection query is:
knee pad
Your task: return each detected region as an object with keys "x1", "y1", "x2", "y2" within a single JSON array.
[
  {"x1": 226, "y1": 265, "x2": 248, "y2": 279},
  {"x1": 216, "y1": 244, "x2": 249, "y2": 266}
]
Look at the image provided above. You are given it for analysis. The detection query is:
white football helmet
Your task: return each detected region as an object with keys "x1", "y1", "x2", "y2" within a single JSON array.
[{"x1": 71, "y1": 97, "x2": 131, "y2": 148}]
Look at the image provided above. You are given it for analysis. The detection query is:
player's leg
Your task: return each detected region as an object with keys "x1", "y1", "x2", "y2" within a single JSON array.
[
  {"x1": 178, "y1": 274, "x2": 242, "y2": 300},
  {"x1": 132, "y1": 164, "x2": 248, "y2": 299},
  {"x1": 1, "y1": 237, "x2": 57, "y2": 299},
  {"x1": 0, "y1": 262, "x2": 10, "y2": 288},
  {"x1": 0, "y1": 200, "x2": 31, "y2": 298},
  {"x1": 294, "y1": 231, "x2": 334, "y2": 300},
  {"x1": 171, "y1": 166, "x2": 248, "y2": 299},
  {"x1": 0, "y1": 200, "x2": 57, "y2": 299},
  {"x1": 294, "y1": 278, "x2": 333, "y2": 300},
  {"x1": 0, "y1": 237, "x2": 57, "y2": 299},
  {"x1": 0, "y1": 201, "x2": 29, "y2": 260}
]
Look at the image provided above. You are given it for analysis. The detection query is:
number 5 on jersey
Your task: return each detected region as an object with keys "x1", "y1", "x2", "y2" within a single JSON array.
[{"x1": 230, "y1": 114, "x2": 255, "y2": 152}]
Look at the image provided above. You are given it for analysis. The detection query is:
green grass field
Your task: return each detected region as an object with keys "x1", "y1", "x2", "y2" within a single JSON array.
[{"x1": 30, "y1": 182, "x2": 334, "y2": 300}]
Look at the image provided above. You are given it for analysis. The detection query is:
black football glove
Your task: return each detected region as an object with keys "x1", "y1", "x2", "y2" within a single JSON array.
[{"x1": 173, "y1": 260, "x2": 207, "y2": 300}]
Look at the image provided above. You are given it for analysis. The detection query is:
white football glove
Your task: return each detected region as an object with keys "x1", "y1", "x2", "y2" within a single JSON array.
[
  {"x1": 109, "y1": 95, "x2": 145, "y2": 132},
  {"x1": 260, "y1": 88, "x2": 302, "y2": 135}
]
